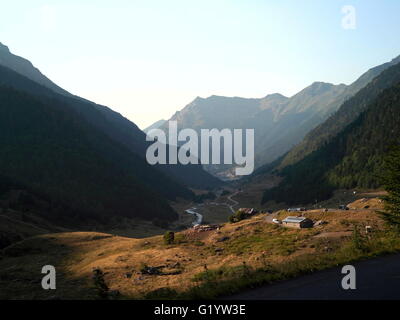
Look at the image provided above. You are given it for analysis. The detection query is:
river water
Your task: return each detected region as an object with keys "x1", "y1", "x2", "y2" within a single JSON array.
[{"x1": 185, "y1": 208, "x2": 203, "y2": 226}]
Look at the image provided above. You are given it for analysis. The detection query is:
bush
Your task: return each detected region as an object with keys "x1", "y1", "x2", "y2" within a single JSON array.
[
  {"x1": 229, "y1": 210, "x2": 247, "y2": 223},
  {"x1": 163, "y1": 231, "x2": 175, "y2": 245},
  {"x1": 92, "y1": 268, "x2": 109, "y2": 299}
]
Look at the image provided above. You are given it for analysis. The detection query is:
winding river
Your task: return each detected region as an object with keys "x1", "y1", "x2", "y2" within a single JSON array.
[
  {"x1": 185, "y1": 208, "x2": 203, "y2": 226},
  {"x1": 184, "y1": 190, "x2": 241, "y2": 226}
]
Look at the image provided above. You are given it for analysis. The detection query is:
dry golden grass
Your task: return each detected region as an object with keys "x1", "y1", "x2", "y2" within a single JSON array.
[
  {"x1": 347, "y1": 197, "x2": 385, "y2": 210},
  {"x1": 0, "y1": 198, "x2": 396, "y2": 300}
]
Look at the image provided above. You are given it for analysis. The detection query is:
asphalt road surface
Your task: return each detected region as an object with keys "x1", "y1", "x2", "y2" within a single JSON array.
[{"x1": 228, "y1": 254, "x2": 400, "y2": 300}]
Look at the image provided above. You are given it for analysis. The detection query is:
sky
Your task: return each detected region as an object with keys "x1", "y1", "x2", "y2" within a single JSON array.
[{"x1": 1, "y1": 0, "x2": 400, "y2": 129}]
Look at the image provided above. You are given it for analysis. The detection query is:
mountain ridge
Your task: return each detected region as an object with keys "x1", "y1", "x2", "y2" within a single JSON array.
[
  {"x1": 262, "y1": 61, "x2": 400, "y2": 205},
  {"x1": 0, "y1": 42, "x2": 71, "y2": 96},
  {"x1": 152, "y1": 54, "x2": 400, "y2": 179},
  {"x1": 156, "y1": 80, "x2": 348, "y2": 176},
  {"x1": 0, "y1": 42, "x2": 221, "y2": 190}
]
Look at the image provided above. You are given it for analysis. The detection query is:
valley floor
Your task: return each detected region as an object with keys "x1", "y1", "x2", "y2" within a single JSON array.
[{"x1": 1, "y1": 196, "x2": 399, "y2": 300}]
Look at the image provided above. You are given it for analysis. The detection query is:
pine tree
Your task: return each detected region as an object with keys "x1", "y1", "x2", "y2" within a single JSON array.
[
  {"x1": 380, "y1": 146, "x2": 400, "y2": 229},
  {"x1": 163, "y1": 231, "x2": 175, "y2": 245}
]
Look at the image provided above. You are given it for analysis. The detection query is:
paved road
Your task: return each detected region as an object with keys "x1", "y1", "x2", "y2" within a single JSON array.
[
  {"x1": 227, "y1": 254, "x2": 400, "y2": 300},
  {"x1": 226, "y1": 190, "x2": 241, "y2": 213},
  {"x1": 185, "y1": 190, "x2": 242, "y2": 225}
]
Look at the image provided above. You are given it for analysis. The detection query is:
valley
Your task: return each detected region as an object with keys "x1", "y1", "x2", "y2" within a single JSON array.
[{"x1": 0, "y1": 37, "x2": 400, "y2": 302}]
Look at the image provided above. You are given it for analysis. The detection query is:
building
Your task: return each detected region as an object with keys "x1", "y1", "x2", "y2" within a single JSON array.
[
  {"x1": 282, "y1": 216, "x2": 313, "y2": 228},
  {"x1": 287, "y1": 208, "x2": 306, "y2": 212},
  {"x1": 238, "y1": 208, "x2": 258, "y2": 216}
]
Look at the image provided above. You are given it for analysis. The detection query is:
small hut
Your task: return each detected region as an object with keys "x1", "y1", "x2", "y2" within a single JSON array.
[{"x1": 282, "y1": 216, "x2": 313, "y2": 229}]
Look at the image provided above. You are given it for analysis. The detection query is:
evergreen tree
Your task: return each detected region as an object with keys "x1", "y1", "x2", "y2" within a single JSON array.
[
  {"x1": 163, "y1": 231, "x2": 175, "y2": 245},
  {"x1": 380, "y1": 146, "x2": 400, "y2": 228}
]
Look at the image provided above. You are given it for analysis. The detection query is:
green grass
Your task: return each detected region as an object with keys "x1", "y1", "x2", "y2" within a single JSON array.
[
  {"x1": 175, "y1": 229, "x2": 400, "y2": 299},
  {"x1": 219, "y1": 224, "x2": 312, "y2": 256}
]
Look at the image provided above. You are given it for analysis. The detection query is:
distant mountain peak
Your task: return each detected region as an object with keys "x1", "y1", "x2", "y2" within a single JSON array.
[
  {"x1": 297, "y1": 81, "x2": 337, "y2": 97},
  {"x1": 262, "y1": 93, "x2": 288, "y2": 101},
  {"x1": 265, "y1": 92, "x2": 287, "y2": 98},
  {"x1": 310, "y1": 81, "x2": 334, "y2": 88}
]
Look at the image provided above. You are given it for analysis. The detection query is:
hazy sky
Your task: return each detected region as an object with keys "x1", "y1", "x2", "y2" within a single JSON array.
[{"x1": 1, "y1": 0, "x2": 400, "y2": 128}]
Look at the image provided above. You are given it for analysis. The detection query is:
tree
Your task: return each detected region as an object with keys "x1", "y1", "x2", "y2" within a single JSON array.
[
  {"x1": 163, "y1": 231, "x2": 175, "y2": 245},
  {"x1": 229, "y1": 210, "x2": 247, "y2": 223},
  {"x1": 380, "y1": 146, "x2": 400, "y2": 229}
]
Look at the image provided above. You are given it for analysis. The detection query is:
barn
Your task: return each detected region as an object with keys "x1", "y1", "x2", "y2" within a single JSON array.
[{"x1": 282, "y1": 216, "x2": 313, "y2": 229}]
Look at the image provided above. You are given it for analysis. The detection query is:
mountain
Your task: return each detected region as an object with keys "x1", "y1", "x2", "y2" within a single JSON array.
[
  {"x1": 0, "y1": 42, "x2": 221, "y2": 190},
  {"x1": 157, "y1": 83, "x2": 348, "y2": 177},
  {"x1": 279, "y1": 55, "x2": 400, "y2": 168},
  {"x1": 253, "y1": 82, "x2": 348, "y2": 167},
  {"x1": 262, "y1": 61, "x2": 400, "y2": 205},
  {"x1": 143, "y1": 119, "x2": 167, "y2": 134},
  {"x1": 0, "y1": 74, "x2": 184, "y2": 223},
  {"x1": 0, "y1": 42, "x2": 70, "y2": 96},
  {"x1": 154, "y1": 55, "x2": 400, "y2": 179},
  {"x1": 158, "y1": 95, "x2": 268, "y2": 177},
  {"x1": 0, "y1": 42, "x2": 225, "y2": 236}
]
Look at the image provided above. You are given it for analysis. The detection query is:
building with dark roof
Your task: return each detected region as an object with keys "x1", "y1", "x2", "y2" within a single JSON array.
[{"x1": 282, "y1": 216, "x2": 313, "y2": 228}]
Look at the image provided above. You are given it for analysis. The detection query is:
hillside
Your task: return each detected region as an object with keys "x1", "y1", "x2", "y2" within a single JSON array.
[
  {"x1": 0, "y1": 42, "x2": 70, "y2": 96},
  {"x1": 262, "y1": 75, "x2": 400, "y2": 205},
  {"x1": 158, "y1": 84, "x2": 348, "y2": 177},
  {"x1": 154, "y1": 56, "x2": 400, "y2": 179},
  {"x1": 0, "y1": 43, "x2": 221, "y2": 191},
  {"x1": 279, "y1": 55, "x2": 400, "y2": 168},
  {"x1": 254, "y1": 82, "x2": 348, "y2": 167},
  {"x1": 1, "y1": 198, "x2": 399, "y2": 300},
  {"x1": 0, "y1": 85, "x2": 181, "y2": 222}
]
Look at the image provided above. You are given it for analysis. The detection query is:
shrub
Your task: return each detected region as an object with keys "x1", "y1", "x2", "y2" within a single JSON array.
[
  {"x1": 229, "y1": 210, "x2": 247, "y2": 223},
  {"x1": 92, "y1": 268, "x2": 109, "y2": 299},
  {"x1": 163, "y1": 231, "x2": 175, "y2": 245}
]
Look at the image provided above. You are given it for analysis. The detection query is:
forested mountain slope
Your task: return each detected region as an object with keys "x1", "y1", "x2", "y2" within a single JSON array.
[
  {"x1": 156, "y1": 56, "x2": 400, "y2": 178},
  {"x1": 279, "y1": 55, "x2": 400, "y2": 168},
  {"x1": 0, "y1": 84, "x2": 180, "y2": 222},
  {"x1": 262, "y1": 80, "x2": 400, "y2": 205},
  {"x1": 0, "y1": 42, "x2": 221, "y2": 190}
]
